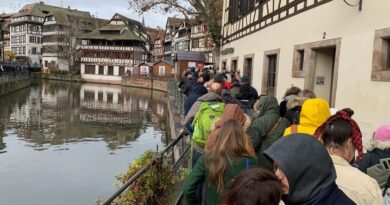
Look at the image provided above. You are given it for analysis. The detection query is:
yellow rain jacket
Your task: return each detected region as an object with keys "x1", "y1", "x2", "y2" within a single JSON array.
[{"x1": 284, "y1": 98, "x2": 331, "y2": 136}]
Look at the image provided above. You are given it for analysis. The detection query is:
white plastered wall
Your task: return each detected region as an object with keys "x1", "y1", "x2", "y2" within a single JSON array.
[{"x1": 220, "y1": 0, "x2": 390, "y2": 142}]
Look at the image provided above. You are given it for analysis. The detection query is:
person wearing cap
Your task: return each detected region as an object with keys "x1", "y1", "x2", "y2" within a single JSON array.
[
  {"x1": 264, "y1": 134, "x2": 356, "y2": 205},
  {"x1": 356, "y1": 125, "x2": 390, "y2": 192},
  {"x1": 236, "y1": 75, "x2": 258, "y2": 109},
  {"x1": 180, "y1": 74, "x2": 195, "y2": 96},
  {"x1": 315, "y1": 110, "x2": 383, "y2": 205}
]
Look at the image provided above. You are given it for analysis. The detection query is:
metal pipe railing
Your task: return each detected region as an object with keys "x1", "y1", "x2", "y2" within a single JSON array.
[
  {"x1": 101, "y1": 132, "x2": 189, "y2": 205},
  {"x1": 102, "y1": 164, "x2": 152, "y2": 205},
  {"x1": 101, "y1": 78, "x2": 189, "y2": 205}
]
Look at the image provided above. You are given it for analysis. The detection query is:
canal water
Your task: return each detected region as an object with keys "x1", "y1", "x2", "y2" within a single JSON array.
[{"x1": 0, "y1": 80, "x2": 171, "y2": 205}]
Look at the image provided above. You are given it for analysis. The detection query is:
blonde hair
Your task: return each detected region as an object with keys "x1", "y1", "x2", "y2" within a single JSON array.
[
  {"x1": 205, "y1": 119, "x2": 255, "y2": 193},
  {"x1": 298, "y1": 89, "x2": 316, "y2": 98}
]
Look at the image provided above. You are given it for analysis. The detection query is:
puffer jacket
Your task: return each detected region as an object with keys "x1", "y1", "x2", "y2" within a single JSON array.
[
  {"x1": 246, "y1": 96, "x2": 290, "y2": 170},
  {"x1": 355, "y1": 148, "x2": 390, "y2": 188},
  {"x1": 284, "y1": 98, "x2": 330, "y2": 136}
]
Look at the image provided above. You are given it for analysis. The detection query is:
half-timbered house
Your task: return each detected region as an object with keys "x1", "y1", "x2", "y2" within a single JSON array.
[
  {"x1": 220, "y1": 0, "x2": 390, "y2": 138},
  {"x1": 79, "y1": 13, "x2": 151, "y2": 84}
]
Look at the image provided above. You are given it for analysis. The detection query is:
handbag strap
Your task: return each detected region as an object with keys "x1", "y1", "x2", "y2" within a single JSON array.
[
  {"x1": 291, "y1": 124, "x2": 298, "y2": 134},
  {"x1": 266, "y1": 117, "x2": 282, "y2": 138}
]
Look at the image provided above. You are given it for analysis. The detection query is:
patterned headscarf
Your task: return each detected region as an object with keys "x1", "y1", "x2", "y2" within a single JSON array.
[{"x1": 314, "y1": 109, "x2": 363, "y2": 161}]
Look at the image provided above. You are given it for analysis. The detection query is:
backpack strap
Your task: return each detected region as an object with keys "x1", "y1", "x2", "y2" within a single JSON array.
[
  {"x1": 291, "y1": 124, "x2": 298, "y2": 134},
  {"x1": 245, "y1": 158, "x2": 250, "y2": 170},
  {"x1": 265, "y1": 117, "x2": 282, "y2": 139},
  {"x1": 383, "y1": 174, "x2": 390, "y2": 197}
]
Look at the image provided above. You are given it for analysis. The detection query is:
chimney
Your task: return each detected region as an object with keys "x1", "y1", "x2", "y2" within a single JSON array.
[
  {"x1": 39, "y1": 1, "x2": 44, "y2": 5},
  {"x1": 68, "y1": 6, "x2": 70, "y2": 9}
]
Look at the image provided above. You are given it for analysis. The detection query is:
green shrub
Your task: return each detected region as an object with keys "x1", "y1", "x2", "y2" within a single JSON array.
[{"x1": 112, "y1": 150, "x2": 177, "y2": 205}]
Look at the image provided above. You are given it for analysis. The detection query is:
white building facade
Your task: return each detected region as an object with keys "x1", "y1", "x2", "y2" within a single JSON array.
[
  {"x1": 10, "y1": 15, "x2": 43, "y2": 64},
  {"x1": 220, "y1": 0, "x2": 390, "y2": 141}
]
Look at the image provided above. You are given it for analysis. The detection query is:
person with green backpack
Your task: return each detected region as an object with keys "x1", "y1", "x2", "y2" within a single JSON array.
[
  {"x1": 182, "y1": 82, "x2": 224, "y2": 166},
  {"x1": 191, "y1": 100, "x2": 225, "y2": 166}
]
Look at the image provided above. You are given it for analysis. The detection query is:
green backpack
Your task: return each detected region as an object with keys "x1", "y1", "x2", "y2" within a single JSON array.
[{"x1": 192, "y1": 101, "x2": 225, "y2": 146}]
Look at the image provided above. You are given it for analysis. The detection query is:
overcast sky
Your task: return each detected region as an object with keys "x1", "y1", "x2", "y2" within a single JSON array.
[{"x1": 0, "y1": 0, "x2": 180, "y2": 28}]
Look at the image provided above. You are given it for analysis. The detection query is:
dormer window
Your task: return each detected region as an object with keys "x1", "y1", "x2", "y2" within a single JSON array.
[{"x1": 42, "y1": 10, "x2": 49, "y2": 14}]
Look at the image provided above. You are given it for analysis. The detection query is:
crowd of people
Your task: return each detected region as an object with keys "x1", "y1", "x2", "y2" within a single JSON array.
[{"x1": 177, "y1": 67, "x2": 390, "y2": 205}]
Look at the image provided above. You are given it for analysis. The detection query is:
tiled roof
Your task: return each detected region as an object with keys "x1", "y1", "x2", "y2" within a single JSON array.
[
  {"x1": 167, "y1": 17, "x2": 183, "y2": 27},
  {"x1": 79, "y1": 13, "x2": 144, "y2": 41},
  {"x1": 79, "y1": 28, "x2": 143, "y2": 41},
  {"x1": 176, "y1": 51, "x2": 206, "y2": 62},
  {"x1": 14, "y1": 3, "x2": 90, "y2": 18},
  {"x1": 99, "y1": 24, "x2": 125, "y2": 31},
  {"x1": 138, "y1": 62, "x2": 154, "y2": 67},
  {"x1": 145, "y1": 27, "x2": 159, "y2": 42},
  {"x1": 153, "y1": 60, "x2": 173, "y2": 66},
  {"x1": 157, "y1": 30, "x2": 165, "y2": 40}
]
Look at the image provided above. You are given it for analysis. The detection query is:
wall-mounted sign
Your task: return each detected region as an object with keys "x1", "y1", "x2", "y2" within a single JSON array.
[
  {"x1": 221, "y1": 47, "x2": 235, "y2": 56},
  {"x1": 316, "y1": 76, "x2": 325, "y2": 85}
]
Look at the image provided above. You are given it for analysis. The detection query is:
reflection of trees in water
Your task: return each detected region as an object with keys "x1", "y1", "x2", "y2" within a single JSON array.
[{"x1": 2, "y1": 80, "x2": 170, "y2": 151}]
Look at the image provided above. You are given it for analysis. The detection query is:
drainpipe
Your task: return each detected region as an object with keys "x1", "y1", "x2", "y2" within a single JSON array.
[{"x1": 0, "y1": 17, "x2": 4, "y2": 62}]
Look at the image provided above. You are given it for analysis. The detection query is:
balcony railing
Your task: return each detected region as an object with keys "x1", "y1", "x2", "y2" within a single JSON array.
[
  {"x1": 80, "y1": 45, "x2": 135, "y2": 51},
  {"x1": 80, "y1": 57, "x2": 135, "y2": 65}
]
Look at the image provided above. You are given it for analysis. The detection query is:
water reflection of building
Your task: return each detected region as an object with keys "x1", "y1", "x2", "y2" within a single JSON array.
[
  {"x1": 0, "y1": 87, "x2": 31, "y2": 151},
  {"x1": 2, "y1": 81, "x2": 170, "y2": 150},
  {"x1": 80, "y1": 84, "x2": 144, "y2": 125}
]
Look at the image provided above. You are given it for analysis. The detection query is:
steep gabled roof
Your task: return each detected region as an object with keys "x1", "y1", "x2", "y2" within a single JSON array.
[
  {"x1": 145, "y1": 27, "x2": 159, "y2": 43},
  {"x1": 14, "y1": 2, "x2": 90, "y2": 18},
  {"x1": 79, "y1": 27, "x2": 143, "y2": 41},
  {"x1": 157, "y1": 30, "x2": 165, "y2": 40},
  {"x1": 113, "y1": 13, "x2": 142, "y2": 27},
  {"x1": 166, "y1": 17, "x2": 183, "y2": 28},
  {"x1": 79, "y1": 13, "x2": 145, "y2": 41}
]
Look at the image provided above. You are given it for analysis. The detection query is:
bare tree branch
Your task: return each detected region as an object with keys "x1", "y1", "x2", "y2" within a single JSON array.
[{"x1": 128, "y1": 0, "x2": 223, "y2": 50}]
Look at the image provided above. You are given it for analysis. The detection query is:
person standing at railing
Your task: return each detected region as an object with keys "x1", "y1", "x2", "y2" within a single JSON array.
[
  {"x1": 185, "y1": 82, "x2": 225, "y2": 166},
  {"x1": 183, "y1": 120, "x2": 260, "y2": 205}
]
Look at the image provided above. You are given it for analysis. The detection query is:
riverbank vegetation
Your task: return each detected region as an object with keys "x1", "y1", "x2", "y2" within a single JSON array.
[{"x1": 107, "y1": 150, "x2": 179, "y2": 205}]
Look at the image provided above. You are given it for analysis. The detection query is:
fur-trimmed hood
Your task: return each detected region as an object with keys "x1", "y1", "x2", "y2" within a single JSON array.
[
  {"x1": 366, "y1": 137, "x2": 390, "y2": 151},
  {"x1": 287, "y1": 96, "x2": 307, "y2": 110},
  {"x1": 367, "y1": 125, "x2": 390, "y2": 151}
]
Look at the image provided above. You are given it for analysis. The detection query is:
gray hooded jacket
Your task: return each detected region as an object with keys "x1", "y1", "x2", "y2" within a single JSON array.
[{"x1": 264, "y1": 134, "x2": 337, "y2": 205}]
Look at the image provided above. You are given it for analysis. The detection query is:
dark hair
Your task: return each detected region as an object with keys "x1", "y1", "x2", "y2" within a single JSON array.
[
  {"x1": 213, "y1": 74, "x2": 225, "y2": 83},
  {"x1": 322, "y1": 119, "x2": 352, "y2": 147},
  {"x1": 225, "y1": 168, "x2": 282, "y2": 205},
  {"x1": 203, "y1": 73, "x2": 211, "y2": 82},
  {"x1": 284, "y1": 86, "x2": 301, "y2": 98}
]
